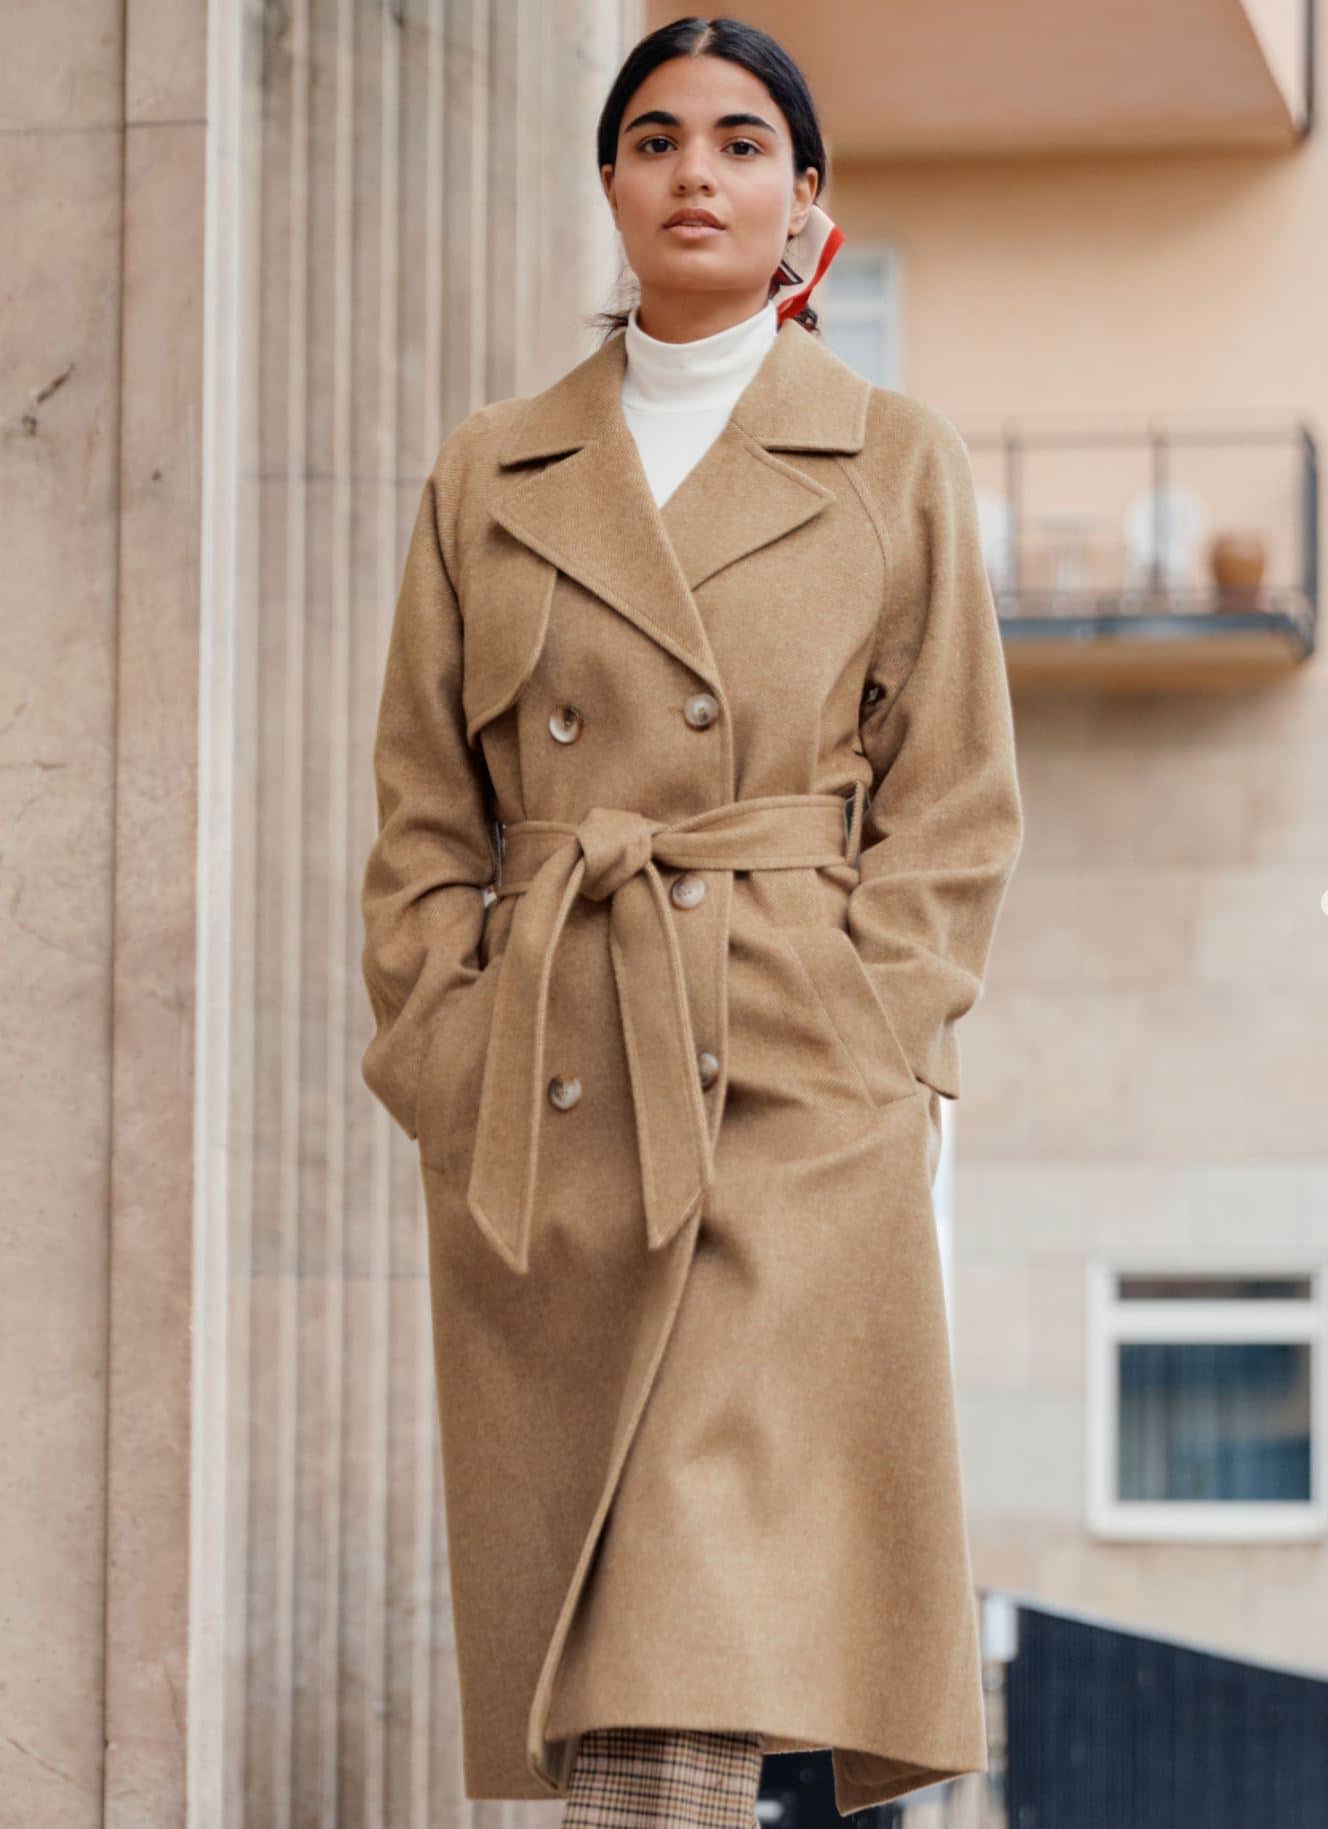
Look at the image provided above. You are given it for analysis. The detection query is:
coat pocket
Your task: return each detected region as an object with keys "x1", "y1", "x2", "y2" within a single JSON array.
[
  {"x1": 415, "y1": 961, "x2": 504, "y2": 1173},
  {"x1": 414, "y1": 891, "x2": 517, "y2": 1172},
  {"x1": 776, "y1": 922, "x2": 920, "y2": 1114}
]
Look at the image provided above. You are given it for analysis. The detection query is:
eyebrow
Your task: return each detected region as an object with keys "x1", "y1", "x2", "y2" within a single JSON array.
[{"x1": 622, "y1": 109, "x2": 780, "y2": 137}]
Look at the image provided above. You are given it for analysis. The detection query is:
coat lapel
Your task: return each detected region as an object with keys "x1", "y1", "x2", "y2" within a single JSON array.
[{"x1": 488, "y1": 318, "x2": 872, "y2": 694}]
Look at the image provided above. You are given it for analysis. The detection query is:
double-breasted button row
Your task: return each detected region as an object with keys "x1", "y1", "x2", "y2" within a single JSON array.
[
  {"x1": 548, "y1": 1054, "x2": 716, "y2": 1113},
  {"x1": 550, "y1": 693, "x2": 721, "y2": 744},
  {"x1": 541, "y1": 692, "x2": 715, "y2": 1118}
]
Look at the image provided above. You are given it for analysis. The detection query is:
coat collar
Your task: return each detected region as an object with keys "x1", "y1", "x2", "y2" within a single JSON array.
[
  {"x1": 495, "y1": 313, "x2": 869, "y2": 464},
  {"x1": 486, "y1": 319, "x2": 871, "y2": 695}
]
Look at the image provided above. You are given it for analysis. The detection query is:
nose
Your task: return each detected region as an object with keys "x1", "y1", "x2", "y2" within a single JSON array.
[{"x1": 671, "y1": 140, "x2": 718, "y2": 195}]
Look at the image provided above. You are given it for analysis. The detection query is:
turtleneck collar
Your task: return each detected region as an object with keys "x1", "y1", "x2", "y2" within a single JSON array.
[{"x1": 621, "y1": 298, "x2": 779, "y2": 412}]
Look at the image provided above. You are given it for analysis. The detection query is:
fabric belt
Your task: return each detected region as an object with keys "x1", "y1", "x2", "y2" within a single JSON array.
[{"x1": 464, "y1": 788, "x2": 866, "y2": 1275}]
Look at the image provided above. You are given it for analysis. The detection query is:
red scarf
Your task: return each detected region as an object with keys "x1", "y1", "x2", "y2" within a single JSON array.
[{"x1": 768, "y1": 202, "x2": 845, "y2": 324}]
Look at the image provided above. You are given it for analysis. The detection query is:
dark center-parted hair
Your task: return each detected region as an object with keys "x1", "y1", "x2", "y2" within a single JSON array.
[{"x1": 590, "y1": 16, "x2": 830, "y2": 342}]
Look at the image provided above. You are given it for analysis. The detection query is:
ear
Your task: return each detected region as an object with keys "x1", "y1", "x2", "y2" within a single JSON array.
[{"x1": 788, "y1": 164, "x2": 820, "y2": 238}]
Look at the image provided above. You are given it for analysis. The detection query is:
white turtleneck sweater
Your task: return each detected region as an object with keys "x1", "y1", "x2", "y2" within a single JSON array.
[{"x1": 621, "y1": 298, "x2": 779, "y2": 507}]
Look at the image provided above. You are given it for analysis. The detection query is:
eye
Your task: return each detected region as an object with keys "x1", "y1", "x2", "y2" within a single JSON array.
[{"x1": 635, "y1": 134, "x2": 764, "y2": 157}]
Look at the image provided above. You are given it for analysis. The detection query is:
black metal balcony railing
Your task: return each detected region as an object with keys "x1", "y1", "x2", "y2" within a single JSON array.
[{"x1": 965, "y1": 421, "x2": 1319, "y2": 669}]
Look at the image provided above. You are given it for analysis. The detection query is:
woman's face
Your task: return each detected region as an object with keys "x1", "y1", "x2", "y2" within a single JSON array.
[{"x1": 601, "y1": 54, "x2": 819, "y2": 340}]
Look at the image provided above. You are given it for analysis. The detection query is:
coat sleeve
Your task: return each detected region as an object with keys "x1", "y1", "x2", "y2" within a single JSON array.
[
  {"x1": 847, "y1": 412, "x2": 1024, "y2": 1101},
  {"x1": 359, "y1": 459, "x2": 498, "y2": 1141}
]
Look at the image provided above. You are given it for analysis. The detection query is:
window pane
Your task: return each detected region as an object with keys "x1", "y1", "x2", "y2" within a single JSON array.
[
  {"x1": 823, "y1": 252, "x2": 886, "y2": 301},
  {"x1": 1118, "y1": 1275, "x2": 1313, "y2": 1301},
  {"x1": 822, "y1": 318, "x2": 887, "y2": 387},
  {"x1": 1117, "y1": 1342, "x2": 1312, "y2": 1501}
]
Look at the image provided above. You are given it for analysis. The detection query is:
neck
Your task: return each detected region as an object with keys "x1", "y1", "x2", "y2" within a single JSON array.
[
  {"x1": 631, "y1": 288, "x2": 777, "y2": 343},
  {"x1": 622, "y1": 298, "x2": 779, "y2": 412}
]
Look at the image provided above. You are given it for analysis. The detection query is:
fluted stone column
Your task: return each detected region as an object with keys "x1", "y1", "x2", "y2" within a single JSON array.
[{"x1": 185, "y1": 2, "x2": 641, "y2": 1825}]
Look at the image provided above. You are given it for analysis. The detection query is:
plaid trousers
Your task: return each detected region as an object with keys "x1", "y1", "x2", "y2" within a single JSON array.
[{"x1": 561, "y1": 1727, "x2": 766, "y2": 1829}]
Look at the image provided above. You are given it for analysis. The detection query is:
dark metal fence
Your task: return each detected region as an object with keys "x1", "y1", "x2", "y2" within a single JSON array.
[
  {"x1": 757, "y1": 1593, "x2": 1328, "y2": 1829},
  {"x1": 1003, "y1": 1600, "x2": 1328, "y2": 1829}
]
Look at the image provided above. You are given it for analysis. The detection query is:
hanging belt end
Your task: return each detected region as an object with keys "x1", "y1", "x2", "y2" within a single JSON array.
[
  {"x1": 644, "y1": 1179, "x2": 707, "y2": 1254},
  {"x1": 466, "y1": 1179, "x2": 534, "y2": 1276}
]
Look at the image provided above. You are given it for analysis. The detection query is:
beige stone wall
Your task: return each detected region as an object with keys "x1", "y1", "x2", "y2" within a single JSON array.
[
  {"x1": 830, "y1": 19, "x2": 1327, "y2": 1680},
  {"x1": 2, "y1": 0, "x2": 208, "y2": 1822}
]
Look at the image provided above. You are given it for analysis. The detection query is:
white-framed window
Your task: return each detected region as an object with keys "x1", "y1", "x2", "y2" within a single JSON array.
[
  {"x1": 1085, "y1": 1266, "x2": 1326, "y2": 1541},
  {"x1": 815, "y1": 243, "x2": 902, "y2": 389}
]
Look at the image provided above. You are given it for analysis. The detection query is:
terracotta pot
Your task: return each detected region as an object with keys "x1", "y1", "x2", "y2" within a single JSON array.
[{"x1": 1209, "y1": 530, "x2": 1267, "y2": 607}]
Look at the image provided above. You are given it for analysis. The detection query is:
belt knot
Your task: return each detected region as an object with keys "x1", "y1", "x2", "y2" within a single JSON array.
[
  {"x1": 574, "y1": 806, "x2": 663, "y2": 902},
  {"x1": 464, "y1": 792, "x2": 859, "y2": 1277}
]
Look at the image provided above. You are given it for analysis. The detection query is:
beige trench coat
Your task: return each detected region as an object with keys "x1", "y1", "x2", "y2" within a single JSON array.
[{"x1": 359, "y1": 317, "x2": 1024, "y2": 1814}]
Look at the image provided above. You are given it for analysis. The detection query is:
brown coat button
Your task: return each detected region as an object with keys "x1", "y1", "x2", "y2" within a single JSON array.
[
  {"x1": 669, "y1": 873, "x2": 707, "y2": 909},
  {"x1": 549, "y1": 705, "x2": 584, "y2": 744},
  {"x1": 697, "y1": 1050, "x2": 719, "y2": 1090},
  {"x1": 684, "y1": 692, "x2": 719, "y2": 729},
  {"x1": 547, "y1": 1075, "x2": 582, "y2": 1110}
]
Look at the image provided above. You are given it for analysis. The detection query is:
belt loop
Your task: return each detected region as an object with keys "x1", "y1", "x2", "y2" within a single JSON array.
[{"x1": 843, "y1": 782, "x2": 867, "y2": 868}]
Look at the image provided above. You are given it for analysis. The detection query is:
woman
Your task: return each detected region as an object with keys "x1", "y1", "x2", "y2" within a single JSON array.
[{"x1": 359, "y1": 15, "x2": 1024, "y2": 1826}]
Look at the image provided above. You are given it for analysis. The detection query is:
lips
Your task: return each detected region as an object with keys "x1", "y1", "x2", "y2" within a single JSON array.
[{"x1": 664, "y1": 210, "x2": 723, "y2": 229}]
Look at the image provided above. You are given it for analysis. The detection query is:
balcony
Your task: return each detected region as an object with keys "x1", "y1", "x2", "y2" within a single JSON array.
[
  {"x1": 964, "y1": 418, "x2": 1319, "y2": 688},
  {"x1": 693, "y1": 0, "x2": 1315, "y2": 157}
]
